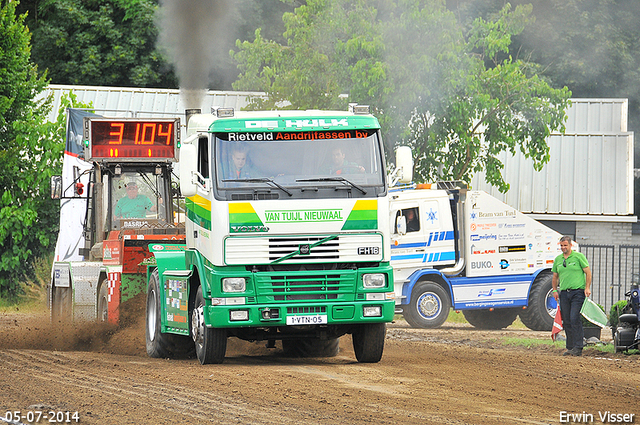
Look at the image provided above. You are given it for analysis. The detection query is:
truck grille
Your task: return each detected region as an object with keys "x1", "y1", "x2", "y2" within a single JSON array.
[
  {"x1": 287, "y1": 306, "x2": 326, "y2": 314},
  {"x1": 268, "y1": 237, "x2": 339, "y2": 261},
  {"x1": 255, "y1": 270, "x2": 356, "y2": 303},
  {"x1": 224, "y1": 234, "x2": 383, "y2": 265}
]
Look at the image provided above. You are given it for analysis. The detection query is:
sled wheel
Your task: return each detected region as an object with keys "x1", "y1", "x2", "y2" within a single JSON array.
[
  {"x1": 51, "y1": 279, "x2": 72, "y2": 323},
  {"x1": 97, "y1": 281, "x2": 109, "y2": 323}
]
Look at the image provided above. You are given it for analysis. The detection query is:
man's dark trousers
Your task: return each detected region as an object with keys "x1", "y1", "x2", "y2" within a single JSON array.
[{"x1": 559, "y1": 289, "x2": 585, "y2": 351}]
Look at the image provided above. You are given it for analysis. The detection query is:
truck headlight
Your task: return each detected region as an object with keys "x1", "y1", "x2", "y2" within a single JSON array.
[
  {"x1": 222, "y1": 277, "x2": 246, "y2": 292},
  {"x1": 363, "y1": 273, "x2": 386, "y2": 288},
  {"x1": 363, "y1": 306, "x2": 382, "y2": 317},
  {"x1": 230, "y1": 310, "x2": 249, "y2": 321}
]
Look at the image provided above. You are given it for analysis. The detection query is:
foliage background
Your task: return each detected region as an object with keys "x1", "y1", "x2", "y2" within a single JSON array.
[{"x1": 231, "y1": 1, "x2": 571, "y2": 191}]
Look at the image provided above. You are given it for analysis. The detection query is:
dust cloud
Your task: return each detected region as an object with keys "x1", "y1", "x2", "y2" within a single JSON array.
[
  {"x1": 0, "y1": 294, "x2": 147, "y2": 357},
  {"x1": 0, "y1": 293, "x2": 280, "y2": 359}
]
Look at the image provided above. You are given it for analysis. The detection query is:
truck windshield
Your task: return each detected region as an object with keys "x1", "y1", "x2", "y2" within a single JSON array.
[
  {"x1": 109, "y1": 171, "x2": 168, "y2": 230},
  {"x1": 213, "y1": 130, "x2": 385, "y2": 200}
]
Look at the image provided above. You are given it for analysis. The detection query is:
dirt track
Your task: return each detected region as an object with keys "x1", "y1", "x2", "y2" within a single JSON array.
[{"x1": 0, "y1": 307, "x2": 638, "y2": 425}]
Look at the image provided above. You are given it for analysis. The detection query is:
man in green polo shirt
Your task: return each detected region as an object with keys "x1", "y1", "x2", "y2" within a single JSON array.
[
  {"x1": 551, "y1": 235, "x2": 592, "y2": 356},
  {"x1": 114, "y1": 181, "x2": 155, "y2": 219}
]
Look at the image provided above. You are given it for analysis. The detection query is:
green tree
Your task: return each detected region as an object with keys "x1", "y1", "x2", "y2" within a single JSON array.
[
  {"x1": 0, "y1": 0, "x2": 50, "y2": 298},
  {"x1": 410, "y1": 4, "x2": 571, "y2": 191},
  {"x1": 22, "y1": 0, "x2": 177, "y2": 88},
  {"x1": 17, "y1": 0, "x2": 298, "y2": 90},
  {"x1": 232, "y1": 0, "x2": 571, "y2": 191}
]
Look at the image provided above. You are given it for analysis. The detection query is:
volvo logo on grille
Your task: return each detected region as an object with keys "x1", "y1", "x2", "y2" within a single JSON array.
[
  {"x1": 358, "y1": 247, "x2": 379, "y2": 255},
  {"x1": 299, "y1": 244, "x2": 311, "y2": 255}
]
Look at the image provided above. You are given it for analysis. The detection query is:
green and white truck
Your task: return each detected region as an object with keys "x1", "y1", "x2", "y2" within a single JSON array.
[{"x1": 146, "y1": 106, "x2": 396, "y2": 364}]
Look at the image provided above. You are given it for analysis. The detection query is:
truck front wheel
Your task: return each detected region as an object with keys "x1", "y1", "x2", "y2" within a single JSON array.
[
  {"x1": 192, "y1": 286, "x2": 227, "y2": 365},
  {"x1": 146, "y1": 269, "x2": 194, "y2": 359},
  {"x1": 352, "y1": 323, "x2": 386, "y2": 363},
  {"x1": 519, "y1": 273, "x2": 555, "y2": 331},
  {"x1": 403, "y1": 281, "x2": 451, "y2": 328}
]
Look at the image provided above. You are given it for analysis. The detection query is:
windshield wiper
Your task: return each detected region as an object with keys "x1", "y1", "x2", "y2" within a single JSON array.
[
  {"x1": 296, "y1": 177, "x2": 367, "y2": 194},
  {"x1": 222, "y1": 178, "x2": 293, "y2": 197}
]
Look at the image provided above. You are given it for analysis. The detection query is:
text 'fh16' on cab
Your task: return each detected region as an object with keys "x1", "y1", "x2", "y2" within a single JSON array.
[{"x1": 147, "y1": 105, "x2": 395, "y2": 364}]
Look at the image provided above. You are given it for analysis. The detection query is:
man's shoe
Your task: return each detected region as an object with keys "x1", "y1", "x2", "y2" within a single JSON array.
[
  {"x1": 562, "y1": 350, "x2": 574, "y2": 356},
  {"x1": 570, "y1": 349, "x2": 582, "y2": 356}
]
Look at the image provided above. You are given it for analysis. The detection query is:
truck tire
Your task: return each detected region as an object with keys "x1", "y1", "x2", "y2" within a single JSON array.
[
  {"x1": 352, "y1": 323, "x2": 386, "y2": 363},
  {"x1": 97, "y1": 281, "x2": 108, "y2": 323},
  {"x1": 282, "y1": 338, "x2": 340, "y2": 357},
  {"x1": 51, "y1": 281, "x2": 72, "y2": 323},
  {"x1": 192, "y1": 285, "x2": 227, "y2": 364},
  {"x1": 519, "y1": 273, "x2": 555, "y2": 331},
  {"x1": 462, "y1": 308, "x2": 519, "y2": 329},
  {"x1": 145, "y1": 269, "x2": 195, "y2": 359},
  {"x1": 403, "y1": 281, "x2": 451, "y2": 329}
]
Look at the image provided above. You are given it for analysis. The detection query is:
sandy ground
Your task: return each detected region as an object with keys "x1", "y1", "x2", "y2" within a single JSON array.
[{"x1": 0, "y1": 301, "x2": 638, "y2": 425}]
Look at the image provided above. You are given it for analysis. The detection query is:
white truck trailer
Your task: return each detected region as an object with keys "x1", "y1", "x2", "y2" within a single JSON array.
[{"x1": 389, "y1": 149, "x2": 567, "y2": 330}]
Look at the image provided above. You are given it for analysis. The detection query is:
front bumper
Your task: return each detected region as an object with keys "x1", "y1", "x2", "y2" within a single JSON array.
[{"x1": 204, "y1": 299, "x2": 395, "y2": 328}]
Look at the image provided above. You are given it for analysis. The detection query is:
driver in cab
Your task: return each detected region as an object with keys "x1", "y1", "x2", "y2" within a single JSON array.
[{"x1": 114, "y1": 181, "x2": 156, "y2": 219}]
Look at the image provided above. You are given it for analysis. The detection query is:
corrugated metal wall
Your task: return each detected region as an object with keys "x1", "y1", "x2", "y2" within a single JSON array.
[
  {"x1": 41, "y1": 88, "x2": 632, "y2": 216},
  {"x1": 42, "y1": 83, "x2": 260, "y2": 121},
  {"x1": 41, "y1": 84, "x2": 263, "y2": 145},
  {"x1": 471, "y1": 99, "x2": 634, "y2": 216}
]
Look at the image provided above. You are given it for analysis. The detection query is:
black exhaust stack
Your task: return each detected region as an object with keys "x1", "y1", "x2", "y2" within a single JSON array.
[{"x1": 185, "y1": 108, "x2": 201, "y2": 127}]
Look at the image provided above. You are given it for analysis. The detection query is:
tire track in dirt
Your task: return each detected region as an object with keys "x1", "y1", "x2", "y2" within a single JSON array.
[
  {"x1": 1, "y1": 349, "x2": 302, "y2": 425},
  {"x1": 388, "y1": 327, "x2": 640, "y2": 399}
]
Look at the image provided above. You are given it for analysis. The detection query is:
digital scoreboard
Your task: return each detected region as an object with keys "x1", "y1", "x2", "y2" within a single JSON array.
[{"x1": 84, "y1": 117, "x2": 180, "y2": 161}]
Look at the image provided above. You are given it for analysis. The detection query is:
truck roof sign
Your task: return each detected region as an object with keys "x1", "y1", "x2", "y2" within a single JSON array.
[{"x1": 209, "y1": 113, "x2": 380, "y2": 133}]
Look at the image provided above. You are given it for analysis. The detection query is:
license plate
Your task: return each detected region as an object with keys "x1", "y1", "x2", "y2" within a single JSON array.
[{"x1": 286, "y1": 314, "x2": 328, "y2": 325}]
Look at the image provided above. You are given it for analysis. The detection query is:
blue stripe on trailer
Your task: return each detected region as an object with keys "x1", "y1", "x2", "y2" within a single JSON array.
[
  {"x1": 390, "y1": 250, "x2": 456, "y2": 262},
  {"x1": 392, "y1": 230, "x2": 454, "y2": 250}
]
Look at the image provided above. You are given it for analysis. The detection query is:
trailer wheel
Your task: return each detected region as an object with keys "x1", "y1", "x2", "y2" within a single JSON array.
[
  {"x1": 518, "y1": 273, "x2": 555, "y2": 331},
  {"x1": 145, "y1": 269, "x2": 195, "y2": 359},
  {"x1": 192, "y1": 286, "x2": 227, "y2": 365},
  {"x1": 462, "y1": 308, "x2": 519, "y2": 329},
  {"x1": 97, "y1": 282, "x2": 108, "y2": 323},
  {"x1": 403, "y1": 281, "x2": 451, "y2": 328},
  {"x1": 352, "y1": 323, "x2": 386, "y2": 363},
  {"x1": 282, "y1": 338, "x2": 340, "y2": 357}
]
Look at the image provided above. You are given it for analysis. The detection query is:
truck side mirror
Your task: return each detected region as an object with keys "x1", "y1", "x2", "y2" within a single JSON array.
[
  {"x1": 397, "y1": 215, "x2": 407, "y2": 235},
  {"x1": 395, "y1": 146, "x2": 413, "y2": 184},
  {"x1": 179, "y1": 142, "x2": 198, "y2": 197},
  {"x1": 51, "y1": 175, "x2": 62, "y2": 199}
]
